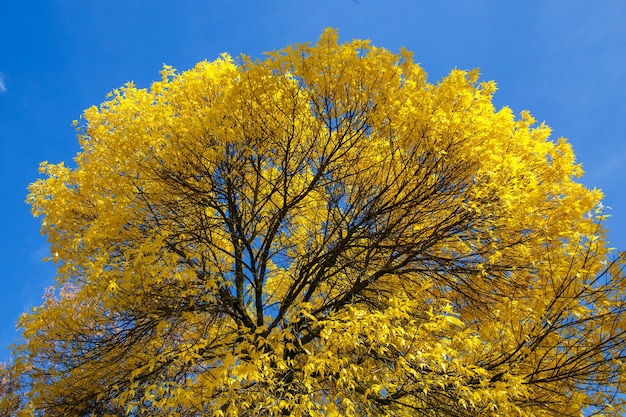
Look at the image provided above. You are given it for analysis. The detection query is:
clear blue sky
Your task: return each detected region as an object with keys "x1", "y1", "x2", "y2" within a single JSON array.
[{"x1": 1, "y1": 1, "x2": 625, "y2": 361}]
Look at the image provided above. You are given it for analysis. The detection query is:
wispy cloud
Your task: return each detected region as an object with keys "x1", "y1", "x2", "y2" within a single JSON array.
[{"x1": 0, "y1": 73, "x2": 6, "y2": 93}]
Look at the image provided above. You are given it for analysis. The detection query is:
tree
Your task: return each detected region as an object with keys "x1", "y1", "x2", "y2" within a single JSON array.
[
  {"x1": 7, "y1": 28, "x2": 626, "y2": 416},
  {"x1": 0, "y1": 362, "x2": 23, "y2": 417}
]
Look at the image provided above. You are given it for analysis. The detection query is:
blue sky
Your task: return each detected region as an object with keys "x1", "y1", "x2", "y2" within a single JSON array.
[{"x1": 1, "y1": 0, "x2": 625, "y2": 361}]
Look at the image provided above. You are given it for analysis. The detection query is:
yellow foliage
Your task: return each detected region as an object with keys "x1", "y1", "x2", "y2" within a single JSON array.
[{"x1": 6, "y1": 28, "x2": 626, "y2": 416}]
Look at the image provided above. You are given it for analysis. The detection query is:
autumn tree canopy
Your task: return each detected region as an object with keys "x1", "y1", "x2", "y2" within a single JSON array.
[{"x1": 5, "y1": 29, "x2": 626, "y2": 416}]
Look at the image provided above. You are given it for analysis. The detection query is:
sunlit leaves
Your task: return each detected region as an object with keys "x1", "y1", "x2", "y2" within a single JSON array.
[{"x1": 9, "y1": 28, "x2": 626, "y2": 416}]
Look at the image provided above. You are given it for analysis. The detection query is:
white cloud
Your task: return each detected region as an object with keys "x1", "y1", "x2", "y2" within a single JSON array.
[{"x1": 0, "y1": 73, "x2": 6, "y2": 93}]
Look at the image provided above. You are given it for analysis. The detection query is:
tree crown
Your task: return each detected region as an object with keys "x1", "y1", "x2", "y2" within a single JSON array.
[{"x1": 8, "y1": 28, "x2": 626, "y2": 416}]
